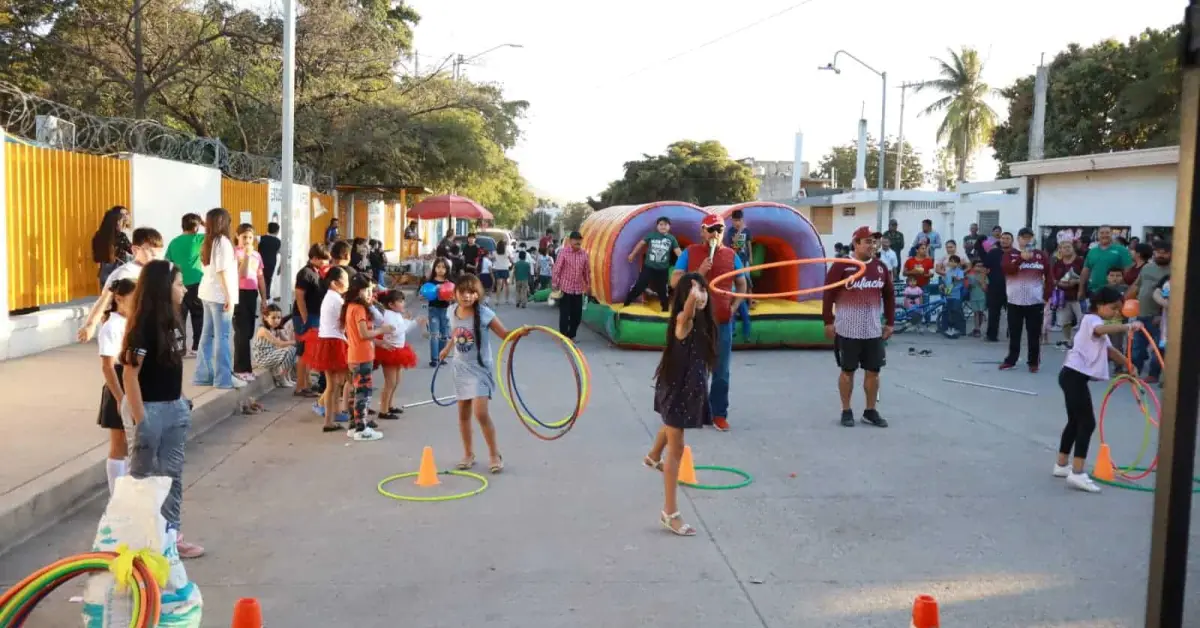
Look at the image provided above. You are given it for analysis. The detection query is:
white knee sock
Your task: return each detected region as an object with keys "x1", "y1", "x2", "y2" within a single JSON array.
[{"x1": 106, "y1": 458, "x2": 127, "y2": 494}]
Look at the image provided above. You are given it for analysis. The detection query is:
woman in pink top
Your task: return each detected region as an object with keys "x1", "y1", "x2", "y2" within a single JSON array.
[
  {"x1": 1055, "y1": 285, "x2": 1142, "y2": 493},
  {"x1": 234, "y1": 223, "x2": 268, "y2": 381}
]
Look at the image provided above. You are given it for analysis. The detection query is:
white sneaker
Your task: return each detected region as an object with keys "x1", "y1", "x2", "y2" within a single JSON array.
[
  {"x1": 1053, "y1": 464, "x2": 1071, "y2": 478},
  {"x1": 351, "y1": 426, "x2": 383, "y2": 441},
  {"x1": 232, "y1": 378, "x2": 247, "y2": 389},
  {"x1": 1066, "y1": 472, "x2": 1101, "y2": 493}
]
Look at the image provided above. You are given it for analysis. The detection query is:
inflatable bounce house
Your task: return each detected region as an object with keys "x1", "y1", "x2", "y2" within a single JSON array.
[{"x1": 580, "y1": 201, "x2": 831, "y2": 349}]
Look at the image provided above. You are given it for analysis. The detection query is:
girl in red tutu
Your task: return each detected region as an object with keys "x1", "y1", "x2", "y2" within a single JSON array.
[
  {"x1": 299, "y1": 265, "x2": 352, "y2": 432},
  {"x1": 374, "y1": 290, "x2": 425, "y2": 419}
]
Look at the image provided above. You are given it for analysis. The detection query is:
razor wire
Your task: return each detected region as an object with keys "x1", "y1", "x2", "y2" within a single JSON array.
[{"x1": 0, "y1": 80, "x2": 320, "y2": 187}]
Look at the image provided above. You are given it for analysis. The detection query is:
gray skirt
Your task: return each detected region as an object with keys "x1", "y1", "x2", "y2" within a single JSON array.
[{"x1": 452, "y1": 359, "x2": 495, "y2": 401}]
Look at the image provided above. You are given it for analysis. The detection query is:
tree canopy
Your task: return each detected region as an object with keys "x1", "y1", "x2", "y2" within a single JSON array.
[
  {"x1": 812, "y1": 136, "x2": 925, "y2": 190},
  {"x1": 598, "y1": 140, "x2": 758, "y2": 207},
  {"x1": 0, "y1": 0, "x2": 536, "y2": 225},
  {"x1": 914, "y1": 47, "x2": 999, "y2": 183},
  {"x1": 990, "y1": 26, "x2": 1180, "y2": 176}
]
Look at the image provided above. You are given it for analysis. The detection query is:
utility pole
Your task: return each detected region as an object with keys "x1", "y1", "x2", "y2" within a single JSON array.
[
  {"x1": 279, "y1": 0, "x2": 297, "y2": 310},
  {"x1": 895, "y1": 81, "x2": 922, "y2": 190}
]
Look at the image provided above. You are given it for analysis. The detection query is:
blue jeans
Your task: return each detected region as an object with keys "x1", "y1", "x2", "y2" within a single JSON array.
[
  {"x1": 126, "y1": 398, "x2": 190, "y2": 530},
  {"x1": 194, "y1": 300, "x2": 235, "y2": 388},
  {"x1": 736, "y1": 300, "x2": 751, "y2": 339},
  {"x1": 1132, "y1": 315, "x2": 1163, "y2": 378},
  {"x1": 710, "y1": 321, "x2": 733, "y2": 417},
  {"x1": 428, "y1": 306, "x2": 449, "y2": 362}
]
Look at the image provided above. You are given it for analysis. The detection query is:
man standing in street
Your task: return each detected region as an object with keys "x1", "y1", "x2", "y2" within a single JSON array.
[
  {"x1": 552, "y1": 231, "x2": 590, "y2": 341},
  {"x1": 165, "y1": 213, "x2": 205, "y2": 355},
  {"x1": 258, "y1": 221, "x2": 282, "y2": 300},
  {"x1": 961, "y1": 223, "x2": 982, "y2": 260},
  {"x1": 912, "y1": 219, "x2": 942, "y2": 259},
  {"x1": 882, "y1": 219, "x2": 905, "y2": 281},
  {"x1": 824, "y1": 226, "x2": 894, "y2": 428},
  {"x1": 671, "y1": 214, "x2": 748, "y2": 432},
  {"x1": 1126, "y1": 241, "x2": 1171, "y2": 383},
  {"x1": 984, "y1": 231, "x2": 1013, "y2": 342},
  {"x1": 878, "y1": 238, "x2": 898, "y2": 278},
  {"x1": 1079, "y1": 225, "x2": 1132, "y2": 298},
  {"x1": 1000, "y1": 228, "x2": 1054, "y2": 372}
]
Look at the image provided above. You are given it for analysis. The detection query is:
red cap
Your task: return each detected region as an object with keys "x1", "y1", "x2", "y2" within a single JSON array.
[
  {"x1": 852, "y1": 225, "x2": 882, "y2": 241},
  {"x1": 701, "y1": 214, "x2": 724, "y2": 229}
]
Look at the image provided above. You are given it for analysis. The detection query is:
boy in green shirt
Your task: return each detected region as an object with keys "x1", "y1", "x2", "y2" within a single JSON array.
[
  {"x1": 623, "y1": 216, "x2": 682, "y2": 311},
  {"x1": 513, "y1": 250, "x2": 533, "y2": 308},
  {"x1": 165, "y1": 213, "x2": 205, "y2": 353}
]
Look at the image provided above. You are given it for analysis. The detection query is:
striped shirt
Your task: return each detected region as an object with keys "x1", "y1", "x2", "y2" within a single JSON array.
[
  {"x1": 552, "y1": 246, "x2": 590, "y2": 295},
  {"x1": 1002, "y1": 249, "x2": 1053, "y2": 306},
  {"x1": 822, "y1": 259, "x2": 895, "y2": 339}
]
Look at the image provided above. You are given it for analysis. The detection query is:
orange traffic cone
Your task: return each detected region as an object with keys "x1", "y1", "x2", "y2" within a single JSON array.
[
  {"x1": 231, "y1": 597, "x2": 263, "y2": 628},
  {"x1": 678, "y1": 446, "x2": 698, "y2": 484},
  {"x1": 911, "y1": 594, "x2": 939, "y2": 628},
  {"x1": 1093, "y1": 443, "x2": 1116, "y2": 482},
  {"x1": 415, "y1": 446, "x2": 441, "y2": 487}
]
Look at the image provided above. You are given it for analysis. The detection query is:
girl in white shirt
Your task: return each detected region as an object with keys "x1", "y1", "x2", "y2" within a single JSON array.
[
  {"x1": 1055, "y1": 285, "x2": 1142, "y2": 493},
  {"x1": 374, "y1": 290, "x2": 425, "y2": 419},
  {"x1": 492, "y1": 240, "x2": 514, "y2": 304},
  {"x1": 298, "y1": 266, "x2": 352, "y2": 432},
  {"x1": 97, "y1": 278, "x2": 137, "y2": 495},
  {"x1": 194, "y1": 208, "x2": 244, "y2": 389}
]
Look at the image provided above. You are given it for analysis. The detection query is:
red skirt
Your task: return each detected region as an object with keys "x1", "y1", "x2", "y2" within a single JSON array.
[
  {"x1": 375, "y1": 344, "x2": 418, "y2": 369},
  {"x1": 302, "y1": 336, "x2": 348, "y2": 372}
]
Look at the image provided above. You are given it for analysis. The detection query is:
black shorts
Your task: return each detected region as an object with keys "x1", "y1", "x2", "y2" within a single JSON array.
[{"x1": 834, "y1": 335, "x2": 885, "y2": 373}]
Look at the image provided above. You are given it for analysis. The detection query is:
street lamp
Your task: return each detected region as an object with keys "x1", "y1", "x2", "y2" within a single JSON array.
[
  {"x1": 279, "y1": 0, "x2": 298, "y2": 310},
  {"x1": 819, "y1": 50, "x2": 887, "y2": 234},
  {"x1": 454, "y1": 43, "x2": 523, "y2": 80}
]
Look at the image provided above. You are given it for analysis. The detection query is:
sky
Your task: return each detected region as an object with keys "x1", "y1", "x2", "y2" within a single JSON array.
[{"x1": 251, "y1": 0, "x2": 1184, "y2": 203}]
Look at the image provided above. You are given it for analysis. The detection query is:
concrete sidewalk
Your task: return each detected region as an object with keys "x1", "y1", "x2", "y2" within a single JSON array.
[{"x1": 0, "y1": 343, "x2": 274, "y2": 554}]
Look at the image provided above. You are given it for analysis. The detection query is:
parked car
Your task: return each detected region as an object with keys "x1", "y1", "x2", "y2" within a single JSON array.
[{"x1": 453, "y1": 234, "x2": 497, "y2": 254}]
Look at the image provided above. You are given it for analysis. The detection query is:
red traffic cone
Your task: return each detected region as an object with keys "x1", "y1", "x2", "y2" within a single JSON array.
[
  {"x1": 911, "y1": 594, "x2": 939, "y2": 628},
  {"x1": 231, "y1": 597, "x2": 263, "y2": 628}
]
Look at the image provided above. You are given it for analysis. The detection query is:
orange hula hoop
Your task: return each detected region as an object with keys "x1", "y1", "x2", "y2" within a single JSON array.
[{"x1": 707, "y1": 258, "x2": 868, "y2": 299}]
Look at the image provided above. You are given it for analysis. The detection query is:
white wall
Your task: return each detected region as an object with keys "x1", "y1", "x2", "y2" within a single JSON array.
[
  {"x1": 1033, "y1": 165, "x2": 1176, "y2": 237},
  {"x1": 952, "y1": 179, "x2": 1027, "y2": 247},
  {"x1": 268, "y1": 181, "x2": 311, "y2": 283},
  {"x1": 130, "y1": 155, "x2": 222, "y2": 242}
]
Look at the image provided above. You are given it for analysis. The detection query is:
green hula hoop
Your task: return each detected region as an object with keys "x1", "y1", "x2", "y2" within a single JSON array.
[
  {"x1": 377, "y1": 470, "x2": 489, "y2": 502},
  {"x1": 1091, "y1": 467, "x2": 1200, "y2": 493},
  {"x1": 679, "y1": 465, "x2": 754, "y2": 490}
]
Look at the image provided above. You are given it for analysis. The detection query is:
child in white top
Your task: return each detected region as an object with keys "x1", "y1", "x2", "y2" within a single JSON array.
[
  {"x1": 374, "y1": 290, "x2": 425, "y2": 418},
  {"x1": 313, "y1": 266, "x2": 350, "y2": 431},
  {"x1": 1055, "y1": 285, "x2": 1142, "y2": 493},
  {"x1": 97, "y1": 278, "x2": 137, "y2": 495}
]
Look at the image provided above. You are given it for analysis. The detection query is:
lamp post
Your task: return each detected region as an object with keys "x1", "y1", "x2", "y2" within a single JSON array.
[
  {"x1": 279, "y1": 0, "x2": 297, "y2": 310},
  {"x1": 819, "y1": 51, "x2": 887, "y2": 233},
  {"x1": 453, "y1": 43, "x2": 523, "y2": 80}
]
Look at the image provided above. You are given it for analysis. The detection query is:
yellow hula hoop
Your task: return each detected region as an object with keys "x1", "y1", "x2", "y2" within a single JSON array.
[{"x1": 496, "y1": 325, "x2": 591, "y2": 430}]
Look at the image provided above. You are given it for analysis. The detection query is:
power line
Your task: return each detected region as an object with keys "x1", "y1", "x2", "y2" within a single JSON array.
[{"x1": 614, "y1": 0, "x2": 824, "y2": 83}]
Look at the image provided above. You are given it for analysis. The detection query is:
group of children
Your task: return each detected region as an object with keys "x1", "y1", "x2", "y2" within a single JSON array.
[
  {"x1": 900, "y1": 255, "x2": 989, "y2": 336},
  {"x1": 436, "y1": 232, "x2": 554, "y2": 308}
]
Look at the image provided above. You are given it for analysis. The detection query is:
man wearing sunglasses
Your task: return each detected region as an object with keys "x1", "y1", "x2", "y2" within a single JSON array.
[{"x1": 670, "y1": 213, "x2": 748, "y2": 431}]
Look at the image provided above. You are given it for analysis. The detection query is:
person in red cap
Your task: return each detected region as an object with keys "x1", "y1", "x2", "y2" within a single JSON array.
[
  {"x1": 670, "y1": 213, "x2": 748, "y2": 431},
  {"x1": 823, "y1": 225, "x2": 895, "y2": 427}
]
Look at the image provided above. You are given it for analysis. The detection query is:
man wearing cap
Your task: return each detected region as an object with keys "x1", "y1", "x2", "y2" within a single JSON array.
[
  {"x1": 671, "y1": 214, "x2": 748, "y2": 432},
  {"x1": 823, "y1": 226, "x2": 895, "y2": 427},
  {"x1": 552, "y1": 231, "x2": 591, "y2": 341},
  {"x1": 1000, "y1": 227, "x2": 1054, "y2": 372},
  {"x1": 882, "y1": 219, "x2": 905, "y2": 281}
]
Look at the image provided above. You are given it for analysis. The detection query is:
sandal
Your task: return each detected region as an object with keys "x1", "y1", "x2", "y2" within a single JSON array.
[
  {"x1": 660, "y1": 511, "x2": 696, "y2": 536},
  {"x1": 294, "y1": 388, "x2": 319, "y2": 398},
  {"x1": 389, "y1": 407, "x2": 404, "y2": 414},
  {"x1": 322, "y1": 424, "x2": 341, "y2": 433},
  {"x1": 456, "y1": 455, "x2": 476, "y2": 470},
  {"x1": 642, "y1": 455, "x2": 663, "y2": 472},
  {"x1": 489, "y1": 456, "x2": 504, "y2": 474}
]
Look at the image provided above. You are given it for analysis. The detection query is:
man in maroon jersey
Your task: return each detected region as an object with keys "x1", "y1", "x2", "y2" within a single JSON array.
[
  {"x1": 823, "y1": 226, "x2": 895, "y2": 428},
  {"x1": 1000, "y1": 227, "x2": 1054, "y2": 372}
]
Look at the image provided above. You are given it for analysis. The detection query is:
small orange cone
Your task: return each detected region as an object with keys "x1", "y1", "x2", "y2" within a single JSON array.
[
  {"x1": 1093, "y1": 443, "x2": 1116, "y2": 482},
  {"x1": 231, "y1": 597, "x2": 263, "y2": 628},
  {"x1": 678, "y1": 446, "x2": 698, "y2": 484},
  {"x1": 415, "y1": 446, "x2": 441, "y2": 487},
  {"x1": 911, "y1": 594, "x2": 939, "y2": 628}
]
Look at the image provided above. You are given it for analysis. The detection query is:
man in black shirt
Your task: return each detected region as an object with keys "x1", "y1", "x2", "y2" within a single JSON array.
[
  {"x1": 984, "y1": 231, "x2": 1013, "y2": 342},
  {"x1": 293, "y1": 243, "x2": 331, "y2": 396},
  {"x1": 462, "y1": 233, "x2": 482, "y2": 274},
  {"x1": 258, "y1": 222, "x2": 282, "y2": 299}
]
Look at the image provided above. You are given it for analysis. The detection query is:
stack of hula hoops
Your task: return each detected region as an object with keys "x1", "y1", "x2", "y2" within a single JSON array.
[
  {"x1": 498, "y1": 325, "x2": 591, "y2": 441},
  {"x1": 0, "y1": 549, "x2": 165, "y2": 627}
]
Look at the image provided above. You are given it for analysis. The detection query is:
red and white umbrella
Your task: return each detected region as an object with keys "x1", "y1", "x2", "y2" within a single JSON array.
[{"x1": 407, "y1": 194, "x2": 493, "y2": 221}]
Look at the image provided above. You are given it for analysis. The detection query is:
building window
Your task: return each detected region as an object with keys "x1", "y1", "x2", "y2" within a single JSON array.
[
  {"x1": 810, "y1": 207, "x2": 833, "y2": 235},
  {"x1": 977, "y1": 210, "x2": 1000, "y2": 234}
]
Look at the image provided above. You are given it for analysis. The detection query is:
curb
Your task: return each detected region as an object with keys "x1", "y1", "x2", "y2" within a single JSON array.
[{"x1": 0, "y1": 373, "x2": 276, "y2": 556}]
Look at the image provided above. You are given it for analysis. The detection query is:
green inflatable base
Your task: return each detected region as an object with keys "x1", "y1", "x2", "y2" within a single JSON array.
[{"x1": 581, "y1": 301, "x2": 831, "y2": 350}]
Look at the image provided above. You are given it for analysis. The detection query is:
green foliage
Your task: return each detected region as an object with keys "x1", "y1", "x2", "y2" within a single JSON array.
[
  {"x1": 599, "y1": 140, "x2": 758, "y2": 207},
  {"x1": 991, "y1": 26, "x2": 1181, "y2": 176},
  {"x1": 812, "y1": 136, "x2": 925, "y2": 190},
  {"x1": 914, "y1": 46, "x2": 999, "y2": 182},
  {"x1": 555, "y1": 202, "x2": 592, "y2": 234}
]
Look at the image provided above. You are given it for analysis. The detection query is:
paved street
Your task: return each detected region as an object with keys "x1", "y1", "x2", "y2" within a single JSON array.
[{"x1": 2, "y1": 303, "x2": 1199, "y2": 627}]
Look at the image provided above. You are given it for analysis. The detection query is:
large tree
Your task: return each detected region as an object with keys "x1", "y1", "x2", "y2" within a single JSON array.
[
  {"x1": 812, "y1": 136, "x2": 925, "y2": 190},
  {"x1": 991, "y1": 26, "x2": 1180, "y2": 176},
  {"x1": 555, "y1": 202, "x2": 592, "y2": 233},
  {"x1": 914, "y1": 46, "x2": 999, "y2": 183},
  {"x1": 599, "y1": 140, "x2": 758, "y2": 207}
]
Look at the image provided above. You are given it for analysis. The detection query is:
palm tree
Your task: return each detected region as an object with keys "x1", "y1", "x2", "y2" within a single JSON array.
[{"x1": 914, "y1": 47, "x2": 999, "y2": 184}]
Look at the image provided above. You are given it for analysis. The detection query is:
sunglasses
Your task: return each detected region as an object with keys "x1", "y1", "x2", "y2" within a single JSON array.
[{"x1": 705, "y1": 225, "x2": 724, "y2": 233}]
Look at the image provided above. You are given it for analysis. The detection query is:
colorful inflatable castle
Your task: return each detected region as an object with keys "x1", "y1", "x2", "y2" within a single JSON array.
[{"x1": 580, "y1": 201, "x2": 831, "y2": 349}]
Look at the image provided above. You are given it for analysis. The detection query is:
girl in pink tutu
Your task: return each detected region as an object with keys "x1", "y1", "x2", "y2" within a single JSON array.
[{"x1": 374, "y1": 290, "x2": 425, "y2": 419}]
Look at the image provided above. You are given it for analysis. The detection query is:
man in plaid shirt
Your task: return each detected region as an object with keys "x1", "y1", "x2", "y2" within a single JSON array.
[{"x1": 552, "y1": 231, "x2": 591, "y2": 340}]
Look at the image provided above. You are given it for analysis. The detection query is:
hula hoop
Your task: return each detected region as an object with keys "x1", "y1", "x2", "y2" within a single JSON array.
[
  {"x1": 1091, "y1": 467, "x2": 1200, "y2": 493},
  {"x1": 0, "y1": 550, "x2": 165, "y2": 628},
  {"x1": 679, "y1": 465, "x2": 754, "y2": 490},
  {"x1": 1096, "y1": 325, "x2": 1167, "y2": 483},
  {"x1": 377, "y1": 470, "x2": 489, "y2": 502},
  {"x1": 429, "y1": 363, "x2": 457, "y2": 407},
  {"x1": 707, "y1": 257, "x2": 867, "y2": 299},
  {"x1": 496, "y1": 325, "x2": 591, "y2": 441}
]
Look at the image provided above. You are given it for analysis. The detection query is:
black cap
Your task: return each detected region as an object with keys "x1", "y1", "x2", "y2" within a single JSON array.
[
  {"x1": 1018, "y1": 227, "x2": 1035, "y2": 237},
  {"x1": 569, "y1": 231, "x2": 583, "y2": 240}
]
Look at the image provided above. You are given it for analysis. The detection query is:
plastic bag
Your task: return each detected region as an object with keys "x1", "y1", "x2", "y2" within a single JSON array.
[{"x1": 82, "y1": 476, "x2": 203, "y2": 628}]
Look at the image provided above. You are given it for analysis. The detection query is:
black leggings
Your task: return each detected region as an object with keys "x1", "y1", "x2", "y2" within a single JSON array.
[
  {"x1": 1058, "y1": 366, "x2": 1096, "y2": 459},
  {"x1": 624, "y1": 266, "x2": 669, "y2": 309},
  {"x1": 182, "y1": 283, "x2": 203, "y2": 351},
  {"x1": 233, "y1": 289, "x2": 259, "y2": 373}
]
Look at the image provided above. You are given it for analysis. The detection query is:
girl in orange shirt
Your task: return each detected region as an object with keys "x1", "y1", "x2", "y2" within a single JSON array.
[{"x1": 341, "y1": 273, "x2": 393, "y2": 441}]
